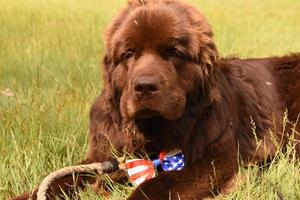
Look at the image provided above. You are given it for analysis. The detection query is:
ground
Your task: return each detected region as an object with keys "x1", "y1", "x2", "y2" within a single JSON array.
[{"x1": 0, "y1": 0, "x2": 300, "y2": 199}]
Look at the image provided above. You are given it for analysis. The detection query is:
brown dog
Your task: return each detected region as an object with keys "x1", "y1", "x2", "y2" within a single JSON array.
[{"x1": 12, "y1": 0, "x2": 300, "y2": 199}]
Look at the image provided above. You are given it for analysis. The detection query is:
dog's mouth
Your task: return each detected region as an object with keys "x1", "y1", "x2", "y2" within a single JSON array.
[
  {"x1": 134, "y1": 115, "x2": 166, "y2": 142},
  {"x1": 133, "y1": 108, "x2": 161, "y2": 119},
  {"x1": 134, "y1": 108, "x2": 160, "y2": 119}
]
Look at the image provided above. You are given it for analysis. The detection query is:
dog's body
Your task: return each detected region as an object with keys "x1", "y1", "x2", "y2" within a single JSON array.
[{"x1": 12, "y1": 0, "x2": 300, "y2": 200}]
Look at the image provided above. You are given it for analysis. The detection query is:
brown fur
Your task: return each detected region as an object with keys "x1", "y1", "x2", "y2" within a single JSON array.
[{"x1": 11, "y1": 0, "x2": 300, "y2": 200}]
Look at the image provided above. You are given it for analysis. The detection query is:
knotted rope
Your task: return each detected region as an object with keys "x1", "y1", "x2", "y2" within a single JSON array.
[{"x1": 37, "y1": 160, "x2": 124, "y2": 200}]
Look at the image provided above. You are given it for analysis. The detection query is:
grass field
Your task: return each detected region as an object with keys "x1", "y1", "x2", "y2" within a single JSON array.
[{"x1": 1, "y1": 0, "x2": 300, "y2": 199}]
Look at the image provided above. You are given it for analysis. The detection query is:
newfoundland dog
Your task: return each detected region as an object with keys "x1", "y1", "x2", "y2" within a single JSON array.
[{"x1": 12, "y1": 0, "x2": 300, "y2": 199}]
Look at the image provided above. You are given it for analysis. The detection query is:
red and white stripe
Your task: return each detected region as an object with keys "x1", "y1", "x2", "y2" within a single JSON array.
[{"x1": 126, "y1": 159, "x2": 156, "y2": 185}]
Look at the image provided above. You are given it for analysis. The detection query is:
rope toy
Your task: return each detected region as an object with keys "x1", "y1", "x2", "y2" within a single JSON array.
[
  {"x1": 126, "y1": 149, "x2": 184, "y2": 185},
  {"x1": 37, "y1": 149, "x2": 184, "y2": 200}
]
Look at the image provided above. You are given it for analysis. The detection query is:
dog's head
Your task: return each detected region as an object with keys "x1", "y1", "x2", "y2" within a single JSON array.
[{"x1": 102, "y1": 0, "x2": 218, "y2": 122}]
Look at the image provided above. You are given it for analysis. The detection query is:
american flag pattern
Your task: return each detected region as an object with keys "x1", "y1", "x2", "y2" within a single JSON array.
[
  {"x1": 160, "y1": 150, "x2": 185, "y2": 171},
  {"x1": 125, "y1": 149, "x2": 185, "y2": 185}
]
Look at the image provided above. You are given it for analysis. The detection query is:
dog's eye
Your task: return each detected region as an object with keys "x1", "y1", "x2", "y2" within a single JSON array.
[
  {"x1": 166, "y1": 48, "x2": 183, "y2": 58},
  {"x1": 122, "y1": 50, "x2": 134, "y2": 60}
]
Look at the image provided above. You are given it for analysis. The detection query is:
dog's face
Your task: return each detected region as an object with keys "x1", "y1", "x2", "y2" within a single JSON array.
[{"x1": 103, "y1": 0, "x2": 218, "y2": 121}]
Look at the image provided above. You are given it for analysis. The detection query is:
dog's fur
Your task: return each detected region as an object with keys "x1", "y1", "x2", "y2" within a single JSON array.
[{"x1": 12, "y1": 0, "x2": 300, "y2": 200}]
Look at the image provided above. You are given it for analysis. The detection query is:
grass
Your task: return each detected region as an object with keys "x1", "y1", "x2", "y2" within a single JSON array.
[{"x1": 0, "y1": 0, "x2": 300, "y2": 199}]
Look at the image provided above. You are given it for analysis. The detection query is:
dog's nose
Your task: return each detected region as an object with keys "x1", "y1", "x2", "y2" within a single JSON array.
[{"x1": 134, "y1": 76, "x2": 159, "y2": 96}]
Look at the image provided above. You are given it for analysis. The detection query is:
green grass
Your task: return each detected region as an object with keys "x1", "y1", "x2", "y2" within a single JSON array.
[{"x1": 0, "y1": 0, "x2": 300, "y2": 199}]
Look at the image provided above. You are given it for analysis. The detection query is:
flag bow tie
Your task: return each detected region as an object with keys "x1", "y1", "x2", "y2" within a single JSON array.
[{"x1": 125, "y1": 149, "x2": 185, "y2": 185}]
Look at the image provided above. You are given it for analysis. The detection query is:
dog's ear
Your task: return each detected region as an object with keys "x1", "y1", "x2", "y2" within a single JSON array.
[
  {"x1": 199, "y1": 36, "x2": 221, "y2": 105},
  {"x1": 190, "y1": 24, "x2": 221, "y2": 106},
  {"x1": 198, "y1": 33, "x2": 218, "y2": 78},
  {"x1": 101, "y1": 54, "x2": 122, "y2": 125}
]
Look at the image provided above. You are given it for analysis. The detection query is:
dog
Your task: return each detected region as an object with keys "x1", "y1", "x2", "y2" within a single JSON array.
[{"x1": 11, "y1": 0, "x2": 300, "y2": 199}]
